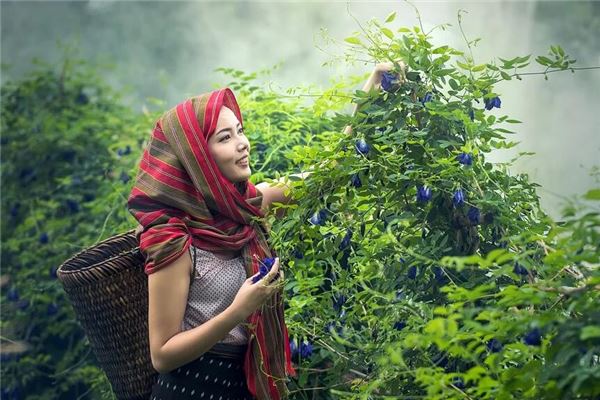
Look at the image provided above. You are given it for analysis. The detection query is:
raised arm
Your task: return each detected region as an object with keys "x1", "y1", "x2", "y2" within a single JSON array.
[{"x1": 256, "y1": 60, "x2": 406, "y2": 217}]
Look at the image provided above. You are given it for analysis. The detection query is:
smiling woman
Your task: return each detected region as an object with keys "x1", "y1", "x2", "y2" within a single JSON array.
[{"x1": 127, "y1": 61, "x2": 404, "y2": 399}]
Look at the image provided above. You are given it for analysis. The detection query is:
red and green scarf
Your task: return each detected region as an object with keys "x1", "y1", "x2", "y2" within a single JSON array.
[{"x1": 126, "y1": 88, "x2": 296, "y2": 399}]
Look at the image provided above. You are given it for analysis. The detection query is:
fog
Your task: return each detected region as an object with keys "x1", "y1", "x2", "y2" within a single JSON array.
[{"x1": 2, "y1": 0, "x2": 598, "y2": 218}]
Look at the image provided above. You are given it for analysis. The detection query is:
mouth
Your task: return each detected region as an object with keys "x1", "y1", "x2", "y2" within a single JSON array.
[{"x1": 236, "y1": 156, "x2": 249, "y2": 167}]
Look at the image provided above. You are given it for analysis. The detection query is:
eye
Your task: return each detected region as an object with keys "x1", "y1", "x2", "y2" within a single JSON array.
[{"x1": 219, "y1": 134, "x2": 231, "y2": 142}]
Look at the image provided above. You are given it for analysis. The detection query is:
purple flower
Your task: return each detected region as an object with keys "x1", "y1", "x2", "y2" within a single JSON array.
[
  {"x1": 513, "y1": 262, "x2": 528, "y2": 276},
  {"x1": 252, "y1": 257, "x2": 277, "y2": 284},
  {"x1": 47, "y1": 303, "x2": 59, "y2": 316},
  {"x1": 333, "y1": 294, "x2": 346, "y2": 312},
  {"x1": 420, "y1": 92, "x2": 433, "y2": 105},
  {"x1": 416, "y1": 186, "x2": 432, "y2": 202},
  {"x1": 393, "y1": 321, "x2": 406, "y2": 330},
  {"x1": 7, "y1": 288, "x2": 19, "y2": 302},
  {"x1": 10, "y1": 203, "x2": 20, "y2": 217},
  {"x1": 487, "y1": 338, "x2": 503, "y2": 353},
  {"x1": 355, "y1": 139, "x2": 370, "y2": 156},
  {"x1": 338, "y1": 228, "x2": 353, "y2": 250},
  {"x1": 523, "y1": 327, "x2": 542, "y2": 346},
  {"x1": 467, "y1": 206, "x2": 480, "y2": 225},
  {"x1": 292, "y1": 248, "x2": 304, "y2": 259},
  {"x1": 407, "y1": 265, "x2": 417, "y2": 279},
  {"x1": 453, "y1": 189, "x2": 465, "y2": 207},
  {"x1": 309, "y1": 209, "x2": 328, "y2": 226},
  {"x1": 299, "y1": 340, "x2": 313, "y2": 358},
  {"x1": 468, "y1": 109, "x2": 475, "y2": 121},
  {"x1": 66, "y1": 199, "x2": 80, "y2": 213},
  {"x1": 452, "y1": 377, "x2": 465, "y2": 389},
  {"x1": 119, "y1": 171, "x2": 130, "y2": 184},
  {"x1": 381, "y1": 71, "x2": 401, "y2": 92},
  {"x1": 17, "y1": 299, "x2": 30, "y2": 310},
  {"x1": 484, "y1": 96, "x2": 501, "y2": 110},
  {"x1": 350, "y1": 174, "x2": 362, "y2": 188},
  {"x1": 457, "y1": 152, "x2": 473, "y2": 166},
  {"x1": 289, "y1": 338, "x2": 298, "y2": 358},
  {"x1": 39, "y1": 232, "x2": 49, "y2": 244}
]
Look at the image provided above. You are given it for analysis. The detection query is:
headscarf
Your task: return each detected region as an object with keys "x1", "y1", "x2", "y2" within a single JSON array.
[{"x1": 126, "y1": 88, "x2": 296, "y2": 399}]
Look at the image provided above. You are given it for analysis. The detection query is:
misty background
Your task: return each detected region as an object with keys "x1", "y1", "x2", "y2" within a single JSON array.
[{"x1": 1, "y1": 0, "x2": 599, "y2": 219}]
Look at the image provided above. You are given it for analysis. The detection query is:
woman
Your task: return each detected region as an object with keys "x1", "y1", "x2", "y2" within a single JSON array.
[{"x1": 126, "y1": 61, "x2": 404, "y2": 400}]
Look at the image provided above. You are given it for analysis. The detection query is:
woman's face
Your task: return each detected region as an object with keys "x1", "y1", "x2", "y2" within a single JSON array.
[{"x1": 208, "y1": 106, "x2": 251, "y2": 183}]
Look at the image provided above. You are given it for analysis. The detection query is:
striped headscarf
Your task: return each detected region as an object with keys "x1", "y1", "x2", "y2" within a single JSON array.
[{"x1": 126, "y1": 88, "x2": 296, "y2": 399}]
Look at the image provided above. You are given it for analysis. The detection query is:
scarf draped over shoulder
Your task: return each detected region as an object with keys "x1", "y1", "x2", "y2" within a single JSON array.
[{"x1": 127, "y1": 88, "x2": 296, "y2": 399}]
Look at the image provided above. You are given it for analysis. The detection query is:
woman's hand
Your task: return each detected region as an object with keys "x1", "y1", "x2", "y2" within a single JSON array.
[
  {"x1": 371, "y1": 59, "x2": 407, "y2": 91},
  {"x1": 228, "y1": 257, "x2": 284, "y2": 321}
]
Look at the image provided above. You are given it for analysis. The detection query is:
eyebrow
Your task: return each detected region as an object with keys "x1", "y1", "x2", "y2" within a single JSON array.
[{"x1": 215, "y1": 122, "x2": 242, "y2": 136}]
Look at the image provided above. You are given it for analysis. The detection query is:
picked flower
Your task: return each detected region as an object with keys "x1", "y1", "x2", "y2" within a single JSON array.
[
  {"x1": 381, "y1": 71, "x2": 401, "y2": 92},
  {"x1": 251, "y1": 257, "x2": 279, "y2": 284}
]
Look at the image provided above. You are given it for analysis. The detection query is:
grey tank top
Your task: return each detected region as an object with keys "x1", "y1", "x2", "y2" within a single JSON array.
[{"x1": 180, "y1": 245, "x2": 249, "y2": 345}]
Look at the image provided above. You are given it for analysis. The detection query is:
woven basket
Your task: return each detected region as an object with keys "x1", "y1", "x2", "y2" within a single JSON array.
[{"x1": 57, "y1": 229, "x2": 157, "y2": 400}]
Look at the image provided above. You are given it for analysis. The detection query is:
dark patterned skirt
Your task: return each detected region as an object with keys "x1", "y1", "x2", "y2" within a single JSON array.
[{"x1": 150, "y1": 342, "x2": 254, "y2": 400}]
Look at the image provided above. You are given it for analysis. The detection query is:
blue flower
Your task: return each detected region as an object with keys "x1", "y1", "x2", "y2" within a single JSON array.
[
  {"x1": 452, "y1": 377, "x2": 465, "y2": 389},
  {"x1": 17, "y1": 299, "x2": 30, "y2": 310},
  {"x1": 10, "y1": 203, "x2": 20, "y2": 218},
  {"x1": 457, "y1": 152, "x2": 473, "y2": 166},
  {"x1": 355, "y1": 139, "x2": 370, "y2": 156},
  {"x1": 289, "y1": 338, "x2": 298, "y2": 358},
  {"x1": 523, "y1": 327, "x2": 542, "y2": 346},
  {"x1": 299, "y1": 340, "x2": 313, "y2": 358},
  {"x1": 119, "y1": 171, "x2": 130, "y2": 184},
  {"x1": 39, "y1": 232, "x2": 49, "y2": 244},
  {"x1": 251, "y1": 257, "x2": 277, "y2": 284},
  {"x1": 47, "y1": 303, "x2": 59, "y2": 316},
  {"x1": 433, "y1": 266, "x2": 445, "y2": 282},
  {"x1": 66, "y1": 199, "x2": 80, "y2": 213},
  {"x1": 407, "y1": 265, "x2": 417, "y2": 279},
  {"x1": 124, "y1": 145, "x2": 131, "y2": 155},
  {"x1": 292, "y1": 248, "x2": 304, "y2": 259},
  {"x1": 309, "y1": 209, "x2": 328, "y2": 226},
  {"x1": 338, "y1": 228, "x2": 353, "y2": 250},
  {"x1": 381, "y1": 71, "x2": 400, "y2": 92},
  {"x1": 416, "y1": 186, "x2": 432, "y2": 202},
  {"x1": 513, "y1": 262, "x2": 528, "y2": 276},
  {"x1": 467, "y1": 206, "x2": 480, "y2": 225},
  {"x1": 7, "y1": 288, "x2": 19, "y2": 302},
  {"x1": 393, "y1": 321, "x2": 406, "y2": 330},
  {"x1": 333, "y1": 294, "x2": 346, "y2": 312},
  {"x1": 420, "y1": 92, "x2": 433, "y2": 105},
  {"x1": 468, "y1": 109, "x2": 475, "y2": 121},
  {"x1": 350, "y1": 174, "x2": 362, "y2": 188},
  {"x1": 484, "y1": 96, "x2": 501, "y2": 110},
  {"x1": 487, "y1": 338, "x2": 503, "y2": 353},
  {"x1": 453, "y1": 189, "x2": 465, "y2": 207}
]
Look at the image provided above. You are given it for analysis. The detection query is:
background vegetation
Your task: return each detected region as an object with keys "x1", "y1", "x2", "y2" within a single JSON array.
[{"x1": 1, "y1": 11, "x2": 599, "y2": 400}]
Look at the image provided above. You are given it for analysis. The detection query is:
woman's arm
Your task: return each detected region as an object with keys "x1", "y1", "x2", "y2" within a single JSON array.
[
  {"x1": 148, "y1": 251, "x2": 245, "y2": 374},
  {"x1": 256, "y1": 60, "x2": 406, "y2": 216}
]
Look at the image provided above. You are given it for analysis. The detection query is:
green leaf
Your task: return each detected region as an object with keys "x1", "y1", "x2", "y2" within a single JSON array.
[
  {"x1": 344, "y1": 36, "x2": 362, "y2": 46},
  {"x1": 385, "y1": 11, "x2": 396, "y2": 23},
  {"x1": 583, "y1": 189, "x2": 600, "y2": 201},
  {"x1": 500, "y1": 71, "x2": 512, "y2": 80},
  {"x1": 381, "y1": 28, "x2": 394, "y2": 40},
  {"x1": 580, "y1": 326, "x2": 600, "y2": 340}
]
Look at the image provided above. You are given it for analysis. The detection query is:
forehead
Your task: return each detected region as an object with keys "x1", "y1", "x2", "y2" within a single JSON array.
[{"x1": 216, "y1": 106, "x2": 239, "y2": 126}]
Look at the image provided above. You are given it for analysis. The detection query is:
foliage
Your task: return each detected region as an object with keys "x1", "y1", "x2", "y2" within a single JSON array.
[
  {"x1": 1, "y1": 11, "x2": 598, "y2": 400},
  {"x1": 265, "y1": 13, "x2": 600, "y2": 400}
]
